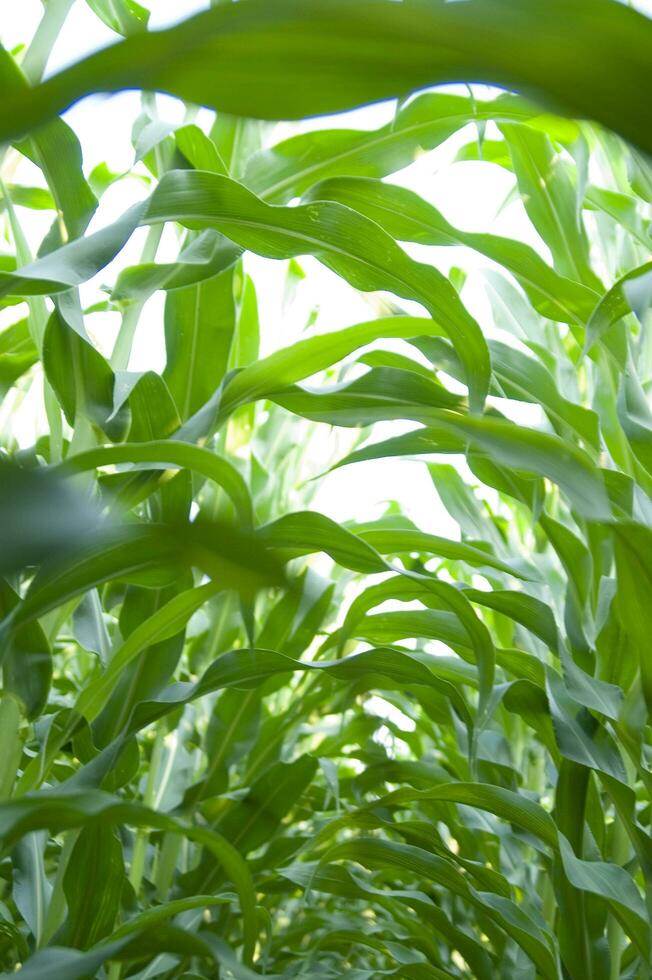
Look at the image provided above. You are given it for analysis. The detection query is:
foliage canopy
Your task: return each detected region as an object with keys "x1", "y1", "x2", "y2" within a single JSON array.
[{"x1": 1, "y1": 1, "x2": 652, "y2": 978}]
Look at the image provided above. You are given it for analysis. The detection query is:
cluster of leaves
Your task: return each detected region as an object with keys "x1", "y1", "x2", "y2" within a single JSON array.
[{"x1": 1, "y1": 1, "x2": 652, "y2": 977}]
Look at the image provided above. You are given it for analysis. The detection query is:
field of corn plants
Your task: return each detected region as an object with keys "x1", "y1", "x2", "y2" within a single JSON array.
[{"x1": 1, "y1": 1, "x2": 652, "y2": 977}]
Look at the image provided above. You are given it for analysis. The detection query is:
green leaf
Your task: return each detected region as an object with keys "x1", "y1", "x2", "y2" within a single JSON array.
[
  {"x1": 85, "y1": 0, "x2": 149, "y2": 36},
  {"x1": 121, "y1": 645, "x2": 472, "y2": 733},
  {"x1": 60, "y1": 441, "x2": 253, "y2": 526},
  {"x1": 145, "y1": 171, "x2": 490, "y2": 410},
  {"x1": 106, "y1": 898, "x2": 232, "y2": 948},
  {"x1": 0, "y1": 317, "x2": 38, "y2": 396},
  {"x1": 0, "y1": 791, "x2": 258, "y2": 963},
  {"x1": 0, "y1": 696, "x2": 22, "y2": 800},
  {"x1": 324, "y1": 837, "x2": 558, "y2": 978},
  {"x1": 164, "y1": 267, "x2": 237, "y2": 419},
  {"x1": 1, "y1": 45, "x2": 97, "y2": 241},
  {"x1": 546, "y1": 669, "x2": 627, "y2": 782},
  {"x1": 1, "y1": 167, "x2": 492, "y2": 406},
  {"x1": 1, "y1": 0, "x2": 651, "y2": 157},
  {"x1": 2, "y1": 523, "x2": 283, "y2": 637},
  {"x1": 43, "y1": 305, "x2": 128, "y2": 441},
  {"x1": 486, "y1": 340, "x2": 598, "y2": 448},
  {"x1": 307, "y1": 175, "x2": 597, "y2": 324},
  {"x1": 56, "y1": 823, "x2": 125, "y2": 948},
  {"x1": 216, "y1": 756, "x2": 317, "y2": 857},
  {"x1": 12, "y1": 832, "x2": 51, "y2": 944},
  {"x1": 176, "y1": 124, "x2": 228, "y2": 175},
  {"x1": 356, "y1": 526, "x2": 533, "y2": 580},
  {"x1": 112, "y1": 232, "x2": 241, "y2": 304},
  {"x1": 331, "y1": 426, "x2": 467, "y2": 471},
  {"x1": 0, "y1": 184, "x2": 54, "y2": 211},
  {"x1": 462, "y1": 588, "x2": 559, "y2": 653},
  {"x1": 0, "y1": 459, "x2": 101, "y2": 577},
  {"x1": 221, "y1": 315, "x2": 438, "y2": 415},
  {"x1": 584, "y1": 261, "x2": 652, "y2": 354},
  {"x1": 0, "y1": 202, "x2": 144, "y2": 297},
  {"x1": 377, "y1": 781, "x2": 558, "y2": 850},
  {"x1": 5, "y1": 931, "x2": 206, "y2": 980},
  {"x1": 423, "y1": 411, "x2": 612, "y2": 521},
  {"x1": 500, "y1": 123, "x2": 600, "y2": 288},
  {"x1": 246, "y1": 92, "x2": 541, "y2": 203},
  {"x1": 2, "y1": 1, "x2": 651, "y2": 970},
  {"x1": 0, "y1": 580, "x2": 52, "y2": 720},
  {"x1": 270, "y1": 366, "x2": 462, "y2": 428},
  {"x1": 558, "y1": 832, "x2": 650, "y2": 959},
  {"x1": 259, "y1": 511, "x2": 386, "y2": 574},
  {"x1": 614, "y1": 523, "x2": 652, "y2": 714}
]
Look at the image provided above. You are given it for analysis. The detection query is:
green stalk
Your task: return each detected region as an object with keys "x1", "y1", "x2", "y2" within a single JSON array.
[
  {"x1": 0, "y1": 0, "x2": 74, "y2": 462},
  {"x1": 541, "y1": 872, "x2": 556, "y2": 932},
  {"x1": 42, "y1": 830, "x2": 78, "y2": 944},
  {"x1": 68, "y1": 329, "x2": 96, "y2": 456},
  {"x1": 129, "y1": 725, "x2": 166, "y2": 893},
  {"x1": 153, "y1": 832, "x2": 183, "y2": 900},
  {"x1": 110, "y1": 222, "x2": 164, "y2": 369},
  {"x1": 0, "y1": 174, "x2": 64, "y2": 460},
  {"x1": 111, "y1": 92, "x2": 180, "y2": 370},
  {"x1": 21, "y1": 0, "x2": 76, "y2": 85},
  {"x1": 607, "y1": 814, "x2": 630, "y2": 980},
  {"x1": 0, "y1": 696, "x2": 22, "y2": 799},
  {"x1": 0, "y1": 8, "x2": 75, "y2": 462},
  {"x1": 0, "y1": 176, "x2": 48, "y2": 349},
  {"x1": 554, "y1": 760, "x2": 593, "y2": 979}
]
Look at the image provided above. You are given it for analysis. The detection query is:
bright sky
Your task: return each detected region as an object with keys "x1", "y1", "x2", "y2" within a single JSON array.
[{"x1": 3, "y1": 0, "x2": 648, "y2": 539}]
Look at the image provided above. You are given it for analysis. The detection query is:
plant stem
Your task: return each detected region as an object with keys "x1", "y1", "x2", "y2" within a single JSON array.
[
  {"x1": 111, "y1": 93, "x2": 172, "y2": 370},
  {"x1": 110, "y1": 223, "x2": 164, "y2": 370},
  {"x1": 0, "y1": 174, "x2": 64, "y2": 459},
  {"x1": 129, "y1": 726, "x2": 166, "y2": 893},
  {"x1": 1, "y1": 7, "x2": 75, "y2": 460},
  {"x1": 21, "y1": 0, "x2": 76, "y2": 84}
]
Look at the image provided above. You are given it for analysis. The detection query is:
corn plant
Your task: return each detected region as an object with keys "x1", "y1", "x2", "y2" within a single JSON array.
[{"x1": 1, "y1": 1, "x2": 652, "y2": 978}]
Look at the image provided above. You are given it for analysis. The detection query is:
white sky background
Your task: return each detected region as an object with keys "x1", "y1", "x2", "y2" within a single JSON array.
[{"x1": 2, "y1": 0, "x2": 650, "y2": 539}]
